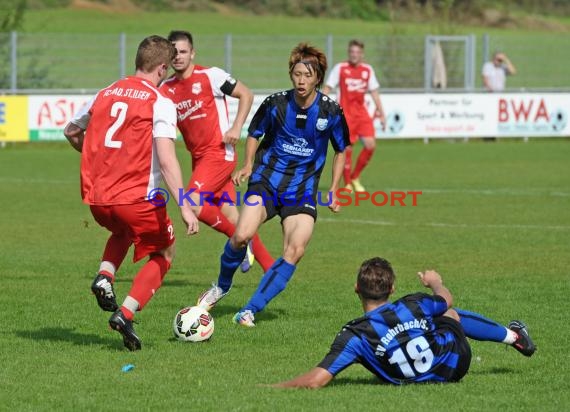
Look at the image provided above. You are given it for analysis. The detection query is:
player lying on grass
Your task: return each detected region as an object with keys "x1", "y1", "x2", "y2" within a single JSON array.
[
  {"x1": 64, "y1": 35, "x2": 198, "y2": 351},
  {"x1": 272, "y1": 257, "x2": 535, "y2": 388},
  {"x1": 196, "y1": 42, "x2": 350, "y2": 327}
]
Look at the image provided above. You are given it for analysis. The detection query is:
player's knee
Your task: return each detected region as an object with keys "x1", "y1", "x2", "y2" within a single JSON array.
[
  {"x1": 161, "y1": 242, "x2": 176, "y2": 264},
  {"x1": 364, "y1": 140, "x2": 376, "y2": 151},
  {"x1": 443, "y1": 308, "x2": 460, "y2": 322},
  {"x1": 283, "y1": 244, "x2": 305, "y2": 263},
  {"x1": 230, "y1": 231, "x2": 250, "y2": 249}
]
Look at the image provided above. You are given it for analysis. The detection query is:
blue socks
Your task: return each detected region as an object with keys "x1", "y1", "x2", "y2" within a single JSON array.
[
  {"x1": 455, "y1": 308, "x2": 508, "y2": 342},
  {"x1": 242, "y1": 258, "x2": 296, "y2": 313},
  {"x1": 217, "y1": 240, "x2": 247, "y2": 293}
]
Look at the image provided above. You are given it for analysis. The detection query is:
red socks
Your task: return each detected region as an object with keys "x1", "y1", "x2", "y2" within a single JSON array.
[
  {"x1": 101, "y1": 232, "x2": 131, "y2": 275},
  {"x1": 251, "y1": 233, "x2": 275, "y2": 272},
  {"x1": 124, "y1": 254, "x2": 171, "y2": 315},
  {"x1": 351, "y1": 147, "x2": 375, "y2": 180},
  {"x1": 198, "y1": 204, "x2": 235, "y2": 237}
]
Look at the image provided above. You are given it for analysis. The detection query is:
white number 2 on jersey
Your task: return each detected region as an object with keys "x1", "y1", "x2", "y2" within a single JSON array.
[{"x1": 104, "y1": 102, "x2": 128, "y2": 149}]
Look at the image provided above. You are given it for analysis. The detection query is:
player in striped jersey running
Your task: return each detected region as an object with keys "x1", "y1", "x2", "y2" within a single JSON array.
[{"x1": 272, "y1": 257, "x2": 535, "y2": 387}]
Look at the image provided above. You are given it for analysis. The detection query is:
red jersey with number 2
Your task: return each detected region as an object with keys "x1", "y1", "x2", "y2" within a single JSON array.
[{"x1": 72, "y1": 76, "x2": 177, "y2": 206}]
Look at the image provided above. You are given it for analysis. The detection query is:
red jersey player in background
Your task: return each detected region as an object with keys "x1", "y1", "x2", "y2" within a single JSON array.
[
  {"x1": 160, "y1": 30, "x2": 274, "y2": 274},
  {"x1": 323, "y1": 39, "x2": 386, "y2": 192},
  {"x1": 64, "y1": 35, "x2": 198, "y2": 351}
]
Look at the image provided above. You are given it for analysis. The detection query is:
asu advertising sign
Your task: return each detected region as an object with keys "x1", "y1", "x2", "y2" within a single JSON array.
[{"x1": 28, "y1": 95, "x2": 91, "y2": 141}]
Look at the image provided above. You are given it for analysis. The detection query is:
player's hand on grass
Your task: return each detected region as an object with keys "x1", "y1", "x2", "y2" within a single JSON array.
[
  {"x1": 417, "y1": 270, "x2": 442, "y2": 288},
  {"x1": 181, "y1": 206, "x2": 199, "y2": 235},
  {"x1": 232, "y1": 165, "x2": 252, "y2": 186},
  {"x1": 222, "y1": 125, "x2": 241, "y2": 146},
  {"x1": 327, "y1": 189, "x2": 341, "y2": 213}
]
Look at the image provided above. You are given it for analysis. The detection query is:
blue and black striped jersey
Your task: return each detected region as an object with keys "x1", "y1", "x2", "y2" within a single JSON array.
[
  {"x1": 247, "y1": 90, "x2": 349, "y2": 199},
  {"x1": 318, "y1": 293, "x2": 470, "y2": 384}
]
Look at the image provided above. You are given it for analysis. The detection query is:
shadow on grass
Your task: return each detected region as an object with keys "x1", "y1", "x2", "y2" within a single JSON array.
[
  {"x1": 329, "y1": 376, "x2": 383, "y2": 387},
  {"x1": 208, "y1": 304, "x2": 287, "y2": 322},
  {"x1": 469, "y1": 367, "x2": 516, "y2": 375},
  {"x1": 15, "y1": 327, "x2": 120, "y2": 349}
]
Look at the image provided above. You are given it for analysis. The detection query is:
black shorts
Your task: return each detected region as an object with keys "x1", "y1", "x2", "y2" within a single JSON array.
[
  {"x1": 434, "y1": 316, "x2": 472, "y2": 382},
  {"x1": 246, "y1": 181, "x2": 318, "y2": 223}
]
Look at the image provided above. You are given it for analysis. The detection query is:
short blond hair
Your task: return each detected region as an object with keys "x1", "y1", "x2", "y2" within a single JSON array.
[{"x1": 135, "y1": 35, "x2": 176, "y2": 73}]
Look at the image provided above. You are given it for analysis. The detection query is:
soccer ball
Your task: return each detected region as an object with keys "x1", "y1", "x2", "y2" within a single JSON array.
[{"x1": 173, "y1": 306, "x2": 214, "y2": 342}]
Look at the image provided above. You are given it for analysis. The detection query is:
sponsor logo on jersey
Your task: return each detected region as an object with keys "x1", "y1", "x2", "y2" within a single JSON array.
[
  {"x1": 316, "y1": 118, "x2": 328, "y2": 131},
  {"x1": 192, "y1": 82, "x2": 202, "y2": 95},
  {"x1": 345, "y1": 78, "x2": 367, "y2": 93},
  {"x1": 167, "y1": 87, "x2": 176, "y2": 94},
  {"x1": 177, "y1": 99, "x2": 205, "y2": 121},
  {"x1": 282, "y1": 137, "x2": 314, "y2": 157},
  {"x1": 296, "y1": 113, "x2": 307, "y2": 120}
]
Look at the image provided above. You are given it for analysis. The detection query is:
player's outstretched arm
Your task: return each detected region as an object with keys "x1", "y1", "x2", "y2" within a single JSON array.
[
  {"x1": 327, "y1": 150, "x2": 345, "y2": 213},
  {"x1": 155, "y1": 137, "x2": 199, "y2": 235},
  {"x1": 270, "y1": 367, "x2": 333, "y2": 389},
  {"x1": 223, "y1": 81, "x2": 254, "y2": 146},
  {"x1": 417, "y1": 270, "x2": 453, "y2": 308},
  {"x1": 63, "y1": 122, "x2": 85, "y2": 153},
  {"x1": 232, "y1": 136, "x2": 258, "y2": 186}
]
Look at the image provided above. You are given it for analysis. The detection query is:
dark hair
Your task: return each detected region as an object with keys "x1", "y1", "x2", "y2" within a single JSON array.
[
  {"x1": 168, "y1": 30, "x2": 194, "y2": 47},
  {"x1": 289, "y1": 42, "x2": 327, "y2": 88},
  {"x1": 357, "y1": 257, "x2": 395, "y2": 301},
  {"x1": 135, "y1": 35, "x2": 176, "y2": 73},
  {"x1": 348, "y1": 39, "x2": 365, "y2": 49}
]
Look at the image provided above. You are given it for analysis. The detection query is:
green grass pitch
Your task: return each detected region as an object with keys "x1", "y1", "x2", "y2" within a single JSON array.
[{"x1": 0, "y1": 139, "x2": 569, "y2": 410}]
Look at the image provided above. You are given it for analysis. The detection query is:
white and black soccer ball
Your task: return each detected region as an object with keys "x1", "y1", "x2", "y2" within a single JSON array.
[{"x1": 173, "y1": 306, "x2": 214, "y2": 342}]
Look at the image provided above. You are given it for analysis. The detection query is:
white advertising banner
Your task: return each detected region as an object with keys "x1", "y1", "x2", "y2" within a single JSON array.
[
  {"x1": 27, "y1": 92, "x2": 569, "y2": 141},
  {"x1": 28, "y1": 95, "x2": 92, "y2": 141}
]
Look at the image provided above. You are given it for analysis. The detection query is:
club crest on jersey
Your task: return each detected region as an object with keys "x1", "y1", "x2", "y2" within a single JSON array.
[
  {"x1": 362, "y1": 71, "x2": 369, "y2": 79},
  {"x1": 316, "y1": 118, "x2": 328, "y2": 131},
  {"x1": 192, "y1": 82, "x2": 202, "y2": 95}
]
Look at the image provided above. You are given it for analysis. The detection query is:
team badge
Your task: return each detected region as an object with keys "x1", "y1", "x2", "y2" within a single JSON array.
[
  {"x1": 362, "y1": 71, "x2": 369, "y2": 79},
  {"x1": 192, "y1": 82, "x2": 202, "y2": 95},
  {"x1": 316, "y1": 118, "x2": 328, "y2": 131}
]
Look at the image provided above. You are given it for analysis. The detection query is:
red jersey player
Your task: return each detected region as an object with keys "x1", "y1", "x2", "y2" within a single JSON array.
[
  {"x1": 323, "y1": 39, "x2": 386, "y2": 192},
  {"x1": 160, "y1": 30, "x2": 274, "y2": 274},
  {"x1": 64, "y1": 35, "x2": 198, "y2": 351}
]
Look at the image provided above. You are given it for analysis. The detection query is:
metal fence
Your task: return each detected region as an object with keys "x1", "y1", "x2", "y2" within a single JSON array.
[{"x1": 1, "y1": 32, "x2": 568, "y2": 93}]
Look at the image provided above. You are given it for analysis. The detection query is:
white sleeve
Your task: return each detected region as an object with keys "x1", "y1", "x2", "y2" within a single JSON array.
[
  {"x1": 368, "y1": 67, "x2": 380, "y2": 91},
  {"x1": 325, "y1": 63, "x2": 341, "y2": 89},
  {"x1": 153, "y1": 95, "x2": 177, "y2": 140},
  {"x1": 207, "y1": 66, "x2": 232, "y2": 97},
  {"x1": 71, "y1": 94, "x2": 97, "y2": 130},
  {"x1": 482, "y1": 62, "x2": 493, "y2": 76}
]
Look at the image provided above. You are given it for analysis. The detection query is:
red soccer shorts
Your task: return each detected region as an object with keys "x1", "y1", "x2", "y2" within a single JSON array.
[
  {"x1": 90, "y1": 201, "x2": 175, "y2": 262},
  {"x1": 187, "y1": 155, "x2": 237, "y2": 204},
  {"x1": 347, "y1": 112, "x2": 375, "y2": 144}
]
